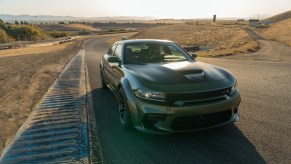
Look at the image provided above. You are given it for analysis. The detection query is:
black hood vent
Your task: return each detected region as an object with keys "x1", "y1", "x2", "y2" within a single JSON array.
[
  {"x1": 177, "y1": 69, "x2": 203, "y2": 75},
  {"x1": 177, "y1": 69, "x2": 205, "y2": 82}
]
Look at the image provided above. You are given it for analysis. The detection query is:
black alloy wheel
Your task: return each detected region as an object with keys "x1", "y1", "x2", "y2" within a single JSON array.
[{"x1": 118, "y1": 88, "x2": 132, "y2": 129}]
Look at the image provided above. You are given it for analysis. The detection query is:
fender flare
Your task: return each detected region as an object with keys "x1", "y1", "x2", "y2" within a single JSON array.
[{"x1": 119, "y1": 78, "x2": 140, "y2": 126}]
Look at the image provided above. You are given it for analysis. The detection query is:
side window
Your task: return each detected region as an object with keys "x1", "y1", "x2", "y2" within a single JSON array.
[
  {"x1": 114, "y1": 44, "x2": 122, "y2": 59},
  {"x1": 108, "y1": 44, "x2": 117, "y2": 56}
]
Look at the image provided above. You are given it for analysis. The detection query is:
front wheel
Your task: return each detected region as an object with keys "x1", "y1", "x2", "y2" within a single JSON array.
[{"x1": 118, "y1": 88, "x2": 132, "y2": 129}]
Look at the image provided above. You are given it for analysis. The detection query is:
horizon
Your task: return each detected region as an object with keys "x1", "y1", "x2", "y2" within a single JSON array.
[
  {"x1": 0, "y1": 0, "x2": 290, "y2": 19},
  {"x1": 0, "y1": 13, "x2": 285, "y2": 20}
]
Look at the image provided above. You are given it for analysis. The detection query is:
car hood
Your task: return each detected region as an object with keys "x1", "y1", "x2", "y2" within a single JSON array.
[{"x1": 124, "y1": 61, "x2": 233, "y2": 86}]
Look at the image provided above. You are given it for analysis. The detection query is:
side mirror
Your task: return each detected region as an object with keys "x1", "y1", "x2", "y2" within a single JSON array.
[
  {"x1": 107, "y1": 56, "x2": 120, "y2": 63},
  {"x1": 191, "y1": 54, "x2": 197, "y2": 59}
]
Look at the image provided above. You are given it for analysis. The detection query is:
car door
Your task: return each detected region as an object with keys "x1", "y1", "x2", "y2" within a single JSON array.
[
  {"x1": 103, "y1": 44, "x2": 117, "y2": 87},
  {"x1": 111, "y1": 43, "x2": 124, "y2": 89}
]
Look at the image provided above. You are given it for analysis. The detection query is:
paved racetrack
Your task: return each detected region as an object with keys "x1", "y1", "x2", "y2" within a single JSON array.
[{"x1": 85, "y1": 34, "x2": 291, "y2": 163}]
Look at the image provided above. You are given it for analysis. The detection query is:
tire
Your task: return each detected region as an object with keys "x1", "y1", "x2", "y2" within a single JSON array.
[
  {"x1": 118, "y1": 88, "x2": 132, "y2": 129},
  {"x1": 100, "y1": 69, "x2": 107, "y2": 89}
]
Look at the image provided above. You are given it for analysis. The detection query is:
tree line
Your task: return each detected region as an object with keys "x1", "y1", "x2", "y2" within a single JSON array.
[{"x1": 0, "y1": 19, "x2": 49, "y2": 43}]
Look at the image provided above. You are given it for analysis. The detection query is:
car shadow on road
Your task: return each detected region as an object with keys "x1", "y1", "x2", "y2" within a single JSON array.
[{"x1": 90, "y1": 88, "x2": 266, "y2": 164}]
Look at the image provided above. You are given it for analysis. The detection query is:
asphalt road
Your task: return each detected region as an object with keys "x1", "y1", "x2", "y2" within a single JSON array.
[{"x1": 85, "y1": 34, "x2": 291, "y2": 163}]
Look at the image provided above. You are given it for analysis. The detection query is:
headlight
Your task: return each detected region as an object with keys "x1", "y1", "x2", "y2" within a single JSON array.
[
  {"x1": 230, "y1": 82, "x2": 237, "y2": 95},
  {"x1": 135, "y1": 89, "x2": 166, "y2": 102}
]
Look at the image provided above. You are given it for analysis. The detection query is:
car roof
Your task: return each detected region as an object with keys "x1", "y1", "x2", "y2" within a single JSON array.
[{"x1": 114, "y1": 39, "x2": 173, "y2": 45}]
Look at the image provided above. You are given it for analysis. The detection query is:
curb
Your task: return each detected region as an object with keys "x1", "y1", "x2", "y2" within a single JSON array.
[{"x1": 0, "y1": 50, "x2": 88, "y2": 163}]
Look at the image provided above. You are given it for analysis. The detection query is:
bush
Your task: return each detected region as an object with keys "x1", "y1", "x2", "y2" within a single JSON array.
[
  {"x1": 78, "y1": 29, "x2": 90, "y2": 35},
  {"x1": 0, "y1": 29, "x2": 10, "y2": 43},
  {"x1": 0, "y1": 19, "x2": 5, "y2": 30},
  {"x1": 50, "y1": 30, "x2": 69, "y2": 38},
  {"x1": 6, "y1": 25, "x2": 50, "y2": 41}
]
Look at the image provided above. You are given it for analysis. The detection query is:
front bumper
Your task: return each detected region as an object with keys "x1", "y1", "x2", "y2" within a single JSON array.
[{"x1": 130, "y1": 90, "x2": 241, "y2": 134}]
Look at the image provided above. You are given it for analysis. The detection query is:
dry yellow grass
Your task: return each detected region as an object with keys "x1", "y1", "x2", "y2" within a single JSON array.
[
  {"x1": 255, "y1": 18, "x2": 291, "y2": 46},
  {"x1": 38, "y1": 24, "x2": 101, "y2": 32},
  {"x1": 106, "y1": 32, "x2": 138, "y2": 45},
  {"x1": 66, "y1": 24, "x2": 101, "y2": 31},
  {"x1": 130, "y1": 24, "x2": 258, "y2": 57},
  {"x1": 0, "y1": 35, "x2": 97, "y2": 58},
  {"x1": 0, "y1": 42, "x2": 74, "y2": 58}
]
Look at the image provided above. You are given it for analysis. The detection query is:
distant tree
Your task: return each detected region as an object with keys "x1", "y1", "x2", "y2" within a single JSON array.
[
  {"x1": 24, "y1": 21, "x2": 28, "y2": 25},
  {"x1": 20, "y1": 21, "x2": 24, "y2": 24},
  {"x1": 15, "y1": 20, "x2": 19, "y2": 25}
]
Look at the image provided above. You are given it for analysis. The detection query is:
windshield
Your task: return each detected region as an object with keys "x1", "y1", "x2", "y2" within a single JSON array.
[{"x1": 123, "y1": 42, "x2": 192, "y2": 64}]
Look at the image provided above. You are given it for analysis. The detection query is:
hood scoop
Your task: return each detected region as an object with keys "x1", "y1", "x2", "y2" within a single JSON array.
[
  {"x1": 177, "y1": 69, "x2": 203, "y2": 75},
  {"x1": 178, "y1": 69, "x2": 206, "y2": 82}
]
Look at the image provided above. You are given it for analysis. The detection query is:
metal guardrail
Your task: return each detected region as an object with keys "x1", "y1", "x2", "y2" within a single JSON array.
[{"x1": 0, "y1": 37, "x2": 78, "y2": 50}]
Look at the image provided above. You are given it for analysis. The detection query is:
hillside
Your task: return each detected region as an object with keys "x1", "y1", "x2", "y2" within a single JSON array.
[
  {"x1": 7, "y1": 25, "x2": 50, "y2": 41},
  {"x1": 0, "y1": 14, "x2": 155, "y2": 22},
  {"x1": 267, "y1": 10, "x2": 291, "y2": 23},
  {"x1": 37, "y1": 24, "x2": 100, "y2": 31},
  {"x1": 255, "y1": 18, "x2": 291, "y2": 46},
  {"x1": 0, "y1": 19, "x2": 50, "y2": 43},
  {"x1": 66, "y1": 24, "x2": 100, "y2": 31},
  {"x1": 131, "y1": 24, "x2": 258, "y2": 57}
]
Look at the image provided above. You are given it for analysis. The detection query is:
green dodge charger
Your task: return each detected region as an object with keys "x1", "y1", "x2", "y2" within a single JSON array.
[{"x1": 100, "y1": 39, "x2": 241, "y2": 134}]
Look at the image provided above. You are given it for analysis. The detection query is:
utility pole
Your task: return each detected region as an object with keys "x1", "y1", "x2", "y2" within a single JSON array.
[{"x1": 258, "y1": 14, "x2": 260, "y2": 20}]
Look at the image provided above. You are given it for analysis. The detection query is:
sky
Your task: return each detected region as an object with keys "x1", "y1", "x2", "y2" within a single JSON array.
[{"x1": 0, "y1": 0, "x2": 290, "y2": 19}]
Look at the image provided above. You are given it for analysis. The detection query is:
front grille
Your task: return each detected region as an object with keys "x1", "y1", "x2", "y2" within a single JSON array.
[
  {"x1": 166, "y1": 88, "x2": 230, "y2": 104},
  {"x1": 171, "y1": 110, "x2": 232, "y2": 131}
]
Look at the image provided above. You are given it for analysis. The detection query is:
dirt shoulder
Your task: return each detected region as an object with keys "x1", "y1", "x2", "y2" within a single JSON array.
[
  {"x1": 0, "y1": 37, "x2": 90, "y2": 153},
  {"x1": 222, "y1": 28, "x2": 291, "y2": 63},
  {"x1": 222, "y1": 40, "x2": 291, "y2": 63}
]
